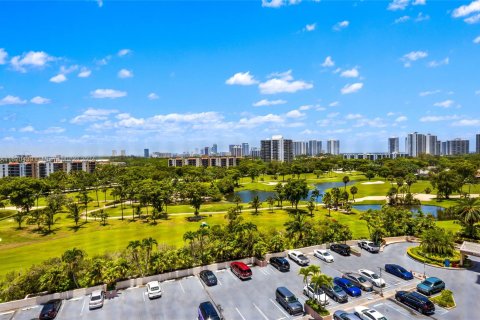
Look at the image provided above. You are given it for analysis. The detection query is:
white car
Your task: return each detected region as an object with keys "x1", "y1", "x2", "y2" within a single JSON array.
[
  {"x1": 288, "y1": 250, "x2": 309, "y2": 266},
  {"x1": 354, "y1": 306, "x2": 388, "y2": 320},
  {"x1": 313, "y1": 249, "x2": 334, "y2": 263},
  {"x1": 358, "y1": 269, "x2": 386, "y2": 287},
  {"x1": 89, "y1": 290, "x2": 104, "y2": 309},
  {"x1": 303, "y1": 283, "x2": 329, "y2": 305},
  {"x1": 146, "y1": 281, "x2": 162, "y2": 299}
]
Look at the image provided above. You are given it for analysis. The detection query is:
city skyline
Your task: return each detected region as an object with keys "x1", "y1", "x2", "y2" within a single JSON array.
[{"x1": 1, "y1": 1, "x2": 480, "y2": 156}]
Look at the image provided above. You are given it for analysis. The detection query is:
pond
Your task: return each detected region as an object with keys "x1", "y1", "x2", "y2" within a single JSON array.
[
  {"x1": 225, "y1": 180, "x2": 356, "y2": 203},
  {"x1": 352, "y1": 204, "x2": 445, "y2": 218}
]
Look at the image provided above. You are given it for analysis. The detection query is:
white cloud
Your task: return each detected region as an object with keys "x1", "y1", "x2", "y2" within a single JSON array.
[
  {"x1": 118, "y1": 69, "x2": 133, "y2": 79},
  {"x1": 261, "y1": 0, "x2": 300, "y2": 8},
  {"x1": 0, "y1": 48, "x2": 7, "y2": 65},
  {"x1": 340, "y1": 67, "x2": 359, "y2": 78},
  {"x1": 321, "y1": 56, "x2": 335, "y2": 67},
  {"x1": 327, "y1": 112, "x2": 339, "y2": 118},
  {"x1": 476, "y1": 90, "x2": 480, "y2": 95},
  {"x1": 148, "y1": 93, "x2": 159, "y2": 100},
  {"x1": 90, "y1": 89, "x2": 127, "y2": 99},
  {"x1": 49, "y1": 74, "x2": 67, "y2": 83},
  {"x1": 78, "y1": 68, "x2": 92, "y2": 78},
  {"x1": 387, "y1": 112, "x2": 395, "y2": 116},
  {"x1": 401, "y1": 50, "x2": 428, "y2": 67},
  {"x1": 10, "y1": 51, "x2": 55, "y2": 73},
  {"x1": 354, "y1": 117, "x2": 387, "y2": 128},
  {"x1": 452, "y1": 0, "x2": 480, "y2": 18},
  {"x1": 304, "y1": 23, "x2": 316, "y2": 32},
  {"x1": 333, "y1": 20, "x2": 349, "y2": 31},
  {"x1": 30, "y1": 96, "x2": 51, "y2": 104},
  {"x1": 97, "y1": 0, "x2": 103, "y2": 7},
  {"x1": 428, "y1": 57, "x2": 449, "y2": 68},
  {"x1": 42, "y1": 127, "x2": 65, "y2": 134},
  {"x1": 388, "y1": 0, "x2": 410, "y2": 10},
  {"x1": 474, "y1": 36, "x2": 480, "y2": 44},
  {"x1": 465, "y1": 13, "x2": 480, "y2": 23},
  {"x1": 415, "y1": 12, "x2": 430, "y2": 22},
  {"x1": 226, "y1": 71, "x2": 258, "y2": 86},
  {"x1": 412, "y1": 0, "x2": 426, "y2": 5},
  {"x1": 419, "y1": 89, "x2": 440, "y2": 96},
  {"x1": 0, "y1": 95, "x2": 27, "y2": 106},
  {"x1": 286, "y1": 110, "x2": 305, "y2": 118},
  {"x1": 341, "y1": 82, "x2": 363, "y2": 94},
  {"x1": 394, "y1": 15, "x2": 411, "y2": 23},
  {"x1": 238, "y1": 114, "x2": 284, "y2": 127},
  {"x1": 345, "y1": 113, "x2": 363, "y2": 120},
  {"x1": 395, "y1": 115, "x2": 407, "y2": 122},
  {"x1": 96, "y1": 56, "x2": 111, "y2": 66},
  {"x1": 433, "y1": 99, "x2": 455, "y2": 108},
  {"x1": 420, "y1": 115, "x2": 460, "y2": 122},
  {"x1": 298, "y1": 105, "x2": 311, "y2": 111},
  {"x1": 20, "y1": 125, "x2": 35, "y2": 133},
  {"x1": 259, "y1": 70, "x2": 313, "y2": 94},
  {"x1": 452, "y1": 119, "x2": 480, "y2": 126},
  {"x1": 71, "y1": 108, "x2": 118, "y2": 124},
  {"x1": 118, "y1": 49, "x2": 132, "y2": 57},
  {"x1": 329, "y1": 101, "x2": 339, "y2": 107},
  {"x1": 253, "y1": 99, "x2": 287, "y2": 107}
]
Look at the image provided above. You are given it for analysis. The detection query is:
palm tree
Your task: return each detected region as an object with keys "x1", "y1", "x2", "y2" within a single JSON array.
[
  {"x1": 299, "y1": 265, "x2": 321, "y2": 285},
  {"x1": 127, "y1": 240, "x2": 142, "y2": 276},
  {"x1": 141, "y1": 237, "x2": 158, "y2": 273},
  {"x1": 322, "y1": 192, "x2": 332, "y2": 217},
  {"x1": 266, "y1": 196, "x2": 275, "y2": 213},
  {"x1": 250, "y1": 195, "x2": 262, "y2": 214},
  {"x1": 311, "y1": 188, "x2": 321, "y2": 210},
  {"x1": 311, "y1": 274, "x2": 333, "y2": 306},
  {"x1": 453, "y1": 197, "x2": 480, "y2": 238},
  {"x1": 183, "y1": 231, "x2": 196, "y2": 257},
  {"x1": 350, "y1": 186, "x2": 358, "y2": 202},
  {"x1": 342, "y1": 176, "x2": 350, "y2": 190},
  {"x1": 331, "y1": 187, "x2": 341, "y2": 210},
  {"x1": 66, "y1": 200, "x2": 81, "y2": 226},
  {"x1": 62, "y1": 248, "x2": 85, "y2": 288},
  {"x1": 284, "y1": 213, "x2": 310, "y2": 246},
  {"x1": 307, "y1": 198, "x2": 315, "y2": 217}
]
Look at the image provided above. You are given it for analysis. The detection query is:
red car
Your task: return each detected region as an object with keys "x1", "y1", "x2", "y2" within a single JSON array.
[{"x1": 230, "y1": 262, "x2": 252, "y2": 280}]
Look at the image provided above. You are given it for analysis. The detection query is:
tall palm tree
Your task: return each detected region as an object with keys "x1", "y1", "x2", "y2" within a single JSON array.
[
  {"x1": 350, "y1": 186, "x2": 358, "y2": 202},
  {"x1": 342, "y1": 176, "x2": 350, "y2": 190},
  {"x1": 311, "y1": 188, "x2": 321, "y2": 210},
  {"x1": 331, "y1": 187, "x2": 341, "y2": 210},
  {"x1": 141, "y1": 237, "x2": 158, "y2": 273},
  {"x1": 266, "y1": 196, "x2": 275, "y2": 213},
  {"x1": 322, "y1": 192, "x2": 332, "y2": 217},
  {"x1": 250, "y1": 195, "x2": 262, "y2": 214},
  {"x1": 311, "y1": 274, "x2": 333, "y2": 306},
  {"x1": 127, "y1": 240, "x2": 142, "y2": 276},
  {"x1": 299, "y1": 265, "x2": 321, "y2": 285},
  {"x1": 284, "y1": 213, "x2": 310, "y2": 246},
  {"x1": 62, "y1": 248, "x2": 85, "y2": 288},
  {"x1": 453, "y1": 197, "x2": 480, "y2": 238},
  {"x1": 183, "y1": 231, "x2": 196, "y2": 257},
  {"x1": 233, "y1": 195, "x2": 242, "y2": 212}
]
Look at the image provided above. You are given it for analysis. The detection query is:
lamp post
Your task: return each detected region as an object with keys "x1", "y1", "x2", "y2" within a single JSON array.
[{"x1": 378, "y1": 267, "x2": 383, "y2": 297}]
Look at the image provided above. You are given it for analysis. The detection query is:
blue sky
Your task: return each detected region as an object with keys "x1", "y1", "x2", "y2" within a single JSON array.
[{"x1": 0, "y1": 0, "x2": 479, "y2": 156}]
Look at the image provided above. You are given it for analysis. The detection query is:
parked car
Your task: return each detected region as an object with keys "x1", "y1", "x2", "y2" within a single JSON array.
[
  {"x1": 88, "y1": 290, "x2": 104, "y2": 309},
  {"x1": 39, "y1": 299, "x2": 62, "y2": 320},
  {"x1": 275, "y1": 286, "x2": 304, "y2": 316},
  {"x1": 333, "y1": 310, "x2": 362, "y2": 320},
  {"x1": 146, "y1": 280, "x2": 162, "y2": 299},
  {"x1": 358, "y1": 240, "x2": 380, "y2": 253},
  {"x1": 330, "y1": 243, "x2": 351, "y2": 256},
  {"x1": 198, "y1": 301, "x2": 222, "y2": 320},
  {"x1": 269, "y1": 257, "x2": 290, "y2": 272},
  {"x1": 334, "y1": 277, "x2": 362, "y2": 297},
  {"x1": 395, "y1": 291, "x2": 435, "y2": 315},
  {"x1": 353, "y1": 306, "x2": 388, "y2": 320},
  {"x1": 321, "y1": 284, "x2": 348, "y2": 303},
  {"x1": 199, "y1": 270, "x2": 218, "y2": 286},
  {"x1": 303, "y1": 283, "x2": 329, "y2": 305},
  {"x1": 313, "y1": 249, "x2": 334, "y2": 262},
  {"x1": 384, "y1": 264, "x2": 414, "y2": 280},
  {"x1": 230, "y1": 261, "x2": 252, "y2": 280},
  {"x1": 416, "y1": 277, "x2": 445, "y2": 296},
  {"x1": 358, "y1": 269, "x2": 386, "y2": 287},
  {"x1": 342, "y1": 272, "x2": 373, "y2": 292},
  {"x1": 288, "y1": 250, "x2": 310, "y2": 266}
]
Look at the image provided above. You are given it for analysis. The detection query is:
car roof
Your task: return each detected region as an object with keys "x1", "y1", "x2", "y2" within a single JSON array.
[
  {"x1": 289, "y1": 250, "x2": 303, "y2": 254},
  {"x1": 199, "y1": 301, "x2": 219, "y2": 314},
  {"x1": 359, "y1": 269, "x2": 374, "y2": 274},
  {"x1": 335, "y1": 277, "x2": 349, "y2": 284},
  {"x1": 91, "y1": 290, "x2": 102, "y2": 296},
  {"x1": 354, "y1": 306, "x2": 369, "y2": 312},
  {"x1": 147, "y1": 280, "x2": 160, "y2": 286},
  {"x1": 409, "y1": 291, "x2": 430, "y2": 301},
  {"x1": 232, "y1": 261, "x2": 250, "y2": 270}
]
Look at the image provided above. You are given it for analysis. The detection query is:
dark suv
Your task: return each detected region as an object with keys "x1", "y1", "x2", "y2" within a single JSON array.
[
  {"x1": 395, "y1": 291, "x2": 435, "y2": 315},
  {"x1": 275, "y1": 287, "x2": 304, "y2": 316},
  {"x1": 330, "y1": 243, "x2": 351, "y2": 256},
  {"x1": 39, "y1": 299, "x2": 62, "y2": 320},
  {"x1": 270, "y1": 257, "x2": 290, "y2": 272},
  {"x1": 199, "y1": 270, "x2": 218, "y2": 286}
]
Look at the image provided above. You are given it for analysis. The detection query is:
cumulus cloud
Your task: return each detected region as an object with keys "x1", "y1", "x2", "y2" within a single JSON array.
[
  {"x1": 118, "y1": 69, "x2": 133, "y2": 79},
  {"x1": 78, "y1": 68, "x2": 92, "y2": 78},
  {"x1": 420, "y1": 115, "x2": 460, "y2": 122},
  {"x1": 148, "y1": 93, "x2": 159, "y2": 100},
  {"x1": 345, "y1": 113, "x2": 363, "y2": 120},
  {"x1": 261, "y1": 0, "x2": 301, "y2": 8},
  {"x1": 286, "y1": 109, "x2": 305, "y2": 118},
  {"x1": 42, "y1": 127, "x2": 65, "y2": 134},
  {"x1": 0, "y1": 48, "x2": 7, "y2": 65},
  {"x1": 0, "y1": 95, "x2": 27, "y2": 106},
  {"x1": 226, "y1": 71, "x2": 258, "y2": 86},
  {"x1": 253, "y1": 99, "x2": 287, "y2": 107},
  {"x1": 321, "y1": 56, "x2": 335, "y2": 67},
  {"x1": 415, "y1": 12, "x2": 430, "y2": 22},
  {"x1": 10, "y1": 51, "x2": 55, "y2": 73},
  {"x1": 465, "y1": 14, "x2": 480, "y2": 24},
  {"x1": 340, "y1": 67, "x2": 359, "y2": 78},
  {"x1": 304, "y1": 23, "x2": 316, "y2": 32},
  {"x1": 118, "y1": 49, "x2": 132, "y2": 57},
  {"x1": 50, "y1": 74, "x2": 67, "y2": 83},
  {"x1": 20, "y1": 125, "x2": 35, "y2": 133},
  {"x1": 419, "y1": 90, "x2": 440, "y2": 96},
  {"x1": 401, "y1": 50, "x2": 428, "y2": 67},
  {"x1": 341, "y1": 82, "x2": 363, "y2": 94},
  {"x1": 90, "y1": 89, "x2": 127, "y2": 99},
  {"x1": 428, "y1": 57, "x2": 449, "y2": 68},
  {"x1": 329, "y1": 101, "x2": 339, "y2": 107},
  {"x1": 238, "y1": 114, "x2": 284, "y2": 128},
  {"x1": 30, "y1": 96, "x2": 51, "y2": 104},
  {"x1": 474, "y1": 36, "x2": 480, "y2": 44},
  {"x1": 259, "y1": 70, "x2": 313, "y2": 94},
  {"x1": 433, "y1": 99, "x2": 455, "y2": 108},
  {"x1": 394, "y1": 16, "x2": 411, "y2": 23},
  {"x1": 452, "y1": 0, "x2": 480, "y2": 18},
  {"x1": 333, "y1": 20, "x2": 349, "y2": 31},
  {"x1": 395, "y1": 115, "x2": 407, "y2": 122},
  {"x1": 354, "y1": 117, "x2": 387, "y2": 128},
  {"x1": 71, "y1": 108, "x2": 118, "y2": 124},
  {"x1": 388, "y1": 0, "x2": 410, "y2": 10}
]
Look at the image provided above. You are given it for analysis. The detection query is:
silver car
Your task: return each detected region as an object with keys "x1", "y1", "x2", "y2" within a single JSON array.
[
  {"x1": 342, "y1": 272, "x2": 373, "y2": 292},
  {"x1": 89, "y1": 290, "x2": 104, "y2": 309}
]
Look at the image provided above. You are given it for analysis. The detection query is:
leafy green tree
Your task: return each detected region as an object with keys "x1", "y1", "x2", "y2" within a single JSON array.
[
  {"x1": 365, "y1": 171, "x2": 375, "y2": 181},
  {"x1": 307, "y1": 198, "x2": 315, "y2": 217},
  {"x1": 76, "y1": 189, "x2": 93, "y2": 222},
  {"x1": 274, "y1": 183, "x2": 286, "y2": 208},
  {"x1": 44, "y1": 192, "x2": 67, "y2": 232},
  {"x1": 350, "y1": 186, "x2": 358, "y2": 202},
  {"x1": 285, "y1": 213, "x2": 311, "y2": 247},
  {"x1": 420, "y1": 227, "x2": 455, "y2": 256},
  {"x1": 453, "y1": 197, "x2": 480, "y2": 239},
  {"x1": 430, "y1": 170, "x2": 462, "y2": 199},
  {"x1": 250, "y1": 195, "x2": 262, "y2": 214},
  {"x1": 266, "y1": 196, "x2": 275, "y2": 213},
  {"x1": 322, "y1": 192, "x2": 332, "y2": 217},
  {"x1": 311, "y1": 188, "x2": 321, "y2": 210},
  {"x1": 66, "y1": 199, "x2": 81, "y2": 227},
  {"x1": 331, "y1": 187, "x2": 341, "y2": 210},
  {"x1": 284, "y1": 179, "x2": 309, "y2": 210},
  {"x1": 342, "y1": 176, "x2": 350, "y2": 190},
  {"x1": 62, "y1": 248, "x2": 85, "y2": 288},
  {"x1": 405, "y1": 173, "x2": 417, "y2": 193}
]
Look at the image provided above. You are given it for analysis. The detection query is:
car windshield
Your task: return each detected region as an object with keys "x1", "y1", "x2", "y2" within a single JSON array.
[
  {"x1": 358, "y1": 276, "x2": 367, "y2": 283},
  {"x1": 299, "y1": 255, "x2": 307, "y2": 260},
  {"x1": 397, "y1": 266, "x2": 407, "y2": 273},
  {"x1": 371, "y1": 273, "x2": 379, "y2": 279},
  {"x1": 150, "y1": 286, "x2": 160, "y2": 291},
  {"x1": 323, "y1": 252, "x2": 331, "y2": 256},
  {"x1": 287, "y1": 296, "x2": 298, "y2": 303},
  {"x1": 423, "y1": 280, "x2": 433, "y2": 286},
  {"x1": 333, "y1": 285, "x2": 343, "y2": 293},
  {"x1": 345, "y1": 282, "x2": 354, "y2": 288},
  {"x1": 91, "y1": 295, "x2": 102, "y2": 301}
]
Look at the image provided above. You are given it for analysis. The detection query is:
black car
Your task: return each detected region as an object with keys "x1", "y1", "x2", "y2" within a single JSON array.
[
  {"x1": 39, "y1": 299, "x2": 62, "y2": 320},
  {"x1": 199, "y1": 270, "x2": 218, "y2": 286},
  {"x1": 270, "y1": 257, "x2": 290, "y2": 272},
  {"x1": 395, "y1": 291, "x2": 435, "y2": 315},
  {"x1": 330, "y1": 243, "x2": 351, "y2": 256}
]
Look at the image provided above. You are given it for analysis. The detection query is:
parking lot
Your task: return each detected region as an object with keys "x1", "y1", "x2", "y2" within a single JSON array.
[{"x1": 2, "y1": 242, "x2": 479, "y2": 320}]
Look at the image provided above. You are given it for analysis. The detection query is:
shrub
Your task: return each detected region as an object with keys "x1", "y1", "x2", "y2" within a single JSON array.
[
  {"x1": 305, "y1": 299, "x2": 330, "y2": 316},
  {"x1": 407, "y1": 247, "x2": 461, "y2": 267},
  {"x1": 431, "y1": 290, "x2": 455, "y2": 308}
]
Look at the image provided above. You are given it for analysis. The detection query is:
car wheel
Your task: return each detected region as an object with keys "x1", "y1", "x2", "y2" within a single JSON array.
[
  {"x1": 334, "y1": 296, "x2": 338, "y2": 302},
  {"x1": 396, "y1": 296, "x2": 401, "y2": 302},
  {"x1": 417, "y1": 307, "x2": 423, "y2": 313}
]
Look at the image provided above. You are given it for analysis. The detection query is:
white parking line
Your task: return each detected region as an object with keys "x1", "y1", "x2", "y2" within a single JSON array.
[
  {"x1": 253, "y1": 303, "x2": 270, "y2": 320},
  {"x1": 269, "y1": 298, "x2": 290, "y2": 318},
  {"x1": 179, "y1": 281, "x2": 186, "y2": 293},
  {"x1": 235, "y1": 307, "x2": 247, "y2": 320},
  {"x1": 21, "y1": 306, "x2": 39, "y2": 311},
  {"x1": 0, "y1": 311, "x2": 14, "y2": 316},
  {"x1": 80, "y1": 297, "x2": 86, "y2": 315}
]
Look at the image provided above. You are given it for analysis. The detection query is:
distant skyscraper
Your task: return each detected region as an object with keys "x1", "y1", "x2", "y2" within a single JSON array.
[
  {"x1": 241, "y1": 143, "x2": 249, "y2": 157},
  {"x1": 388, "y1": 137, "x2": 399, "y2": 154},
  {"x1": 229, "y1": 144, "x2": 242, "y2": 157},
  {"x1": 260, "y1": 135, "x2": 293, "y2": 162},
  {"x1": 120, "y1": 150, "x2": 126, "y2": 157},
  {"x1": 204, "y1": 147, "x2": 210, "y2": 156},
  {"x1": 444, "y1": 138, "x2": 469, "y2": 155},
  {"x1": 112, "y1": 150, "x2": 117, "y2": 157},
  {"x1": 293, "y1": 141, "x2": 307, "y2": 156},
  {"x1": 307, "y1": 140, "x2": 322, "y2": 156},
  {"x1": 476, "y1": 134, "x2": 480, "y2": 154},
  {"x1": 326, "y1": 140, "x2": 340, "y2": 155},
  {"x1": 144, "y1": 149, "x2": 149, "y2": 158},
  {"x1": 250, "y1": 147, "x2": 261, "y2": 158},
  {"x1": 406, "y1": 132, "x2": 426, "y2": 157},
  {"x1": 211, "y1": 144, "x2": 218, "y2": 155},
  {"x1": 425, "y1": 134, "x2": 439, "y2": 155}
]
